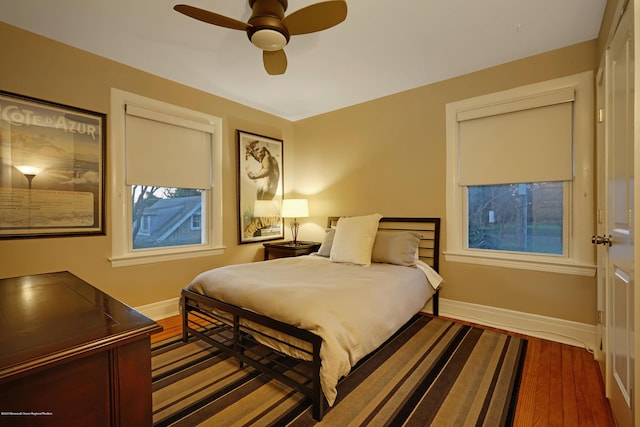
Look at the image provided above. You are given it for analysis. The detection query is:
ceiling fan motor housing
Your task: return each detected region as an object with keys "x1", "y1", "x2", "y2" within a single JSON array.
[{"x1": 247, "y1": 0, "x2": 290, "y2": 50}]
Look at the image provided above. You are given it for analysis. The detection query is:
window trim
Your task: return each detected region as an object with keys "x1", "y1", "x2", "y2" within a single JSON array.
[
  {"x1": 109, "y1": 89, "x2": 224, "y2": 267},
  {"x1": 444, "y1": 71, "x2": 596, "y2": 276}
]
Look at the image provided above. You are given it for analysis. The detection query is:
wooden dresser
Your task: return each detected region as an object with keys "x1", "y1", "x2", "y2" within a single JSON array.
[{"x1": 0, "y1": 271, "x2": 162, "y2": 426}]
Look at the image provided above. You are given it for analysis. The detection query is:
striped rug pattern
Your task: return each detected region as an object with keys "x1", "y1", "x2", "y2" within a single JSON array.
[{"x1": 152, "y1": 316, "x2": 527, "y2": 426}]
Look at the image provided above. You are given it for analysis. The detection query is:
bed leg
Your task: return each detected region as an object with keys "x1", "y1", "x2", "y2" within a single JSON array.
[
  {"x1": 433, "y1": 291, "x2": 439, "y2": 316},
  {"x1": 312, "y1": 341, "x2": 323, "y2": 421},
  {"x1": 181, "y1": 297, "x2": 189, "y2": 343},
  {"x1": 312, "y1": 398, "x2": 324, "y2": 421},
  {"x1": 233, "y1": 314, "x2": 244, "y2": 368}
]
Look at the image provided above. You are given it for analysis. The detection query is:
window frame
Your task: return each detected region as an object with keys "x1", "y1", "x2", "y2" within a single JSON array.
[
  {"x1": 444, "y1": 72, "x2": 596, "y2": 276},
  {"x1": 109, "y1": 89, "x2": 224, "y2": 267}
]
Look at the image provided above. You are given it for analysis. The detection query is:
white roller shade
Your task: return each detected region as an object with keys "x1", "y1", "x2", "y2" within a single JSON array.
[
  {"x1": 458, "y1": 91, "x2": 574, "y2": 186},
  {"x1": 125, "y1": 105, "x2": 213, "y2": 189}
]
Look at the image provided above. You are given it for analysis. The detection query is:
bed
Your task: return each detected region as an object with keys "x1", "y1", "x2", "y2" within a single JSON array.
[{"x1": 181, "y1": 216, "x2": 442, "y2": 421}]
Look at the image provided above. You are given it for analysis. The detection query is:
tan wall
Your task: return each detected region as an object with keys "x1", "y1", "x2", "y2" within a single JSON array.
[
  {"x1": 0, "y1": 21, "x2": 602, "y2": 324},
  {"x1": 292, "y1": 40, "x2": 599, "y2": 324},
  {"x1": 0, "y1": 23, "x2": 294, "y2": 306}
]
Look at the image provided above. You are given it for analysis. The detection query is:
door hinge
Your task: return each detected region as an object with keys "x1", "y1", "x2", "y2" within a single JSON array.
[
  {"x1": 597, "y1": 310, "x2": 604, "y2": 325},
  {"x1": 597, "y1": 108, "x2": 605, "y2": 123},
  {"x1": 597, "y1": 209, "x2": 603, "y2": 224}
]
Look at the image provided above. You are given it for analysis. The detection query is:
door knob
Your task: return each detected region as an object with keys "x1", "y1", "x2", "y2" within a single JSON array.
[{"x1": 591, "y1": 235, "x2": 613, "y2": 246}]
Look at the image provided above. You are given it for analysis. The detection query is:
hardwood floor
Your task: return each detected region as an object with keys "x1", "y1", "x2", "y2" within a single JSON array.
[
  {"x1": 152, "y1": 314, "x2": 182, "y2": 343},
  {"x1": 514, "y1": 337, "x2": 614, "y2": 426},
  {"x1": 152, "y1": 315, "x2": 615, "y2": 426}
]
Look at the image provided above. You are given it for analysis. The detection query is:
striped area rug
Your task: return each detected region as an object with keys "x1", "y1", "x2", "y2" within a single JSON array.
[{"x1": 152, "y1": 316, "x2": 527, "y2": 426}]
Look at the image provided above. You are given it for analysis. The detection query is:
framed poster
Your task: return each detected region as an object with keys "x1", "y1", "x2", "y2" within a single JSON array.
[
  {"x1": 0, "y1": 91, "x2": 106, "y2": 238},
  {"x1": 237, "y1": 130, "x2": 283, "y2": 244}
]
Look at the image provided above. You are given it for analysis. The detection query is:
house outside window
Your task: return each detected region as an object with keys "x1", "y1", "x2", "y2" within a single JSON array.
[
  {"x1": 132, "y1": 188, "x2": 203, "y2": 249},
  {"x1": 445, "y1": 72, "x2": 595, "y2": 276},
  {"x1": 191, "y1": 212, "x2": 201, "y2": 231},
  {"x1": 109, "y1": 89, "x2": 223, "y2": 267},
  {"x1": 139, "y1": 214, "x2": 151, "y2": 236}
]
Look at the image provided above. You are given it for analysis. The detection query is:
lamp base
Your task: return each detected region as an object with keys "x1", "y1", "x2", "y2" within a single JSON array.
[{"x1": 289, "y1": 219, "x2": 300, "y2": 246}]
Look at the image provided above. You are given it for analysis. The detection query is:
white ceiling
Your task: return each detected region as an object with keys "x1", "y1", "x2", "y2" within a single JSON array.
[{"x1": 1, "y1": 0, "x2": 607, "y2": 121}]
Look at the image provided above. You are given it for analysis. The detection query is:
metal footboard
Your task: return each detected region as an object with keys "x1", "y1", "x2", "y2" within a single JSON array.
[{"x1": 181, "y1": 289, "x2": 325, "y2": 420}]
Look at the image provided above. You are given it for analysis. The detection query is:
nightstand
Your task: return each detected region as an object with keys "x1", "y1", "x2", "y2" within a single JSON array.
[{"x1": 263, "y1": 241, "x2": 321, "y2": 260}]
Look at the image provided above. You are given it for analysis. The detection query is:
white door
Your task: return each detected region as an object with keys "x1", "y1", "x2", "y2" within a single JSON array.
[
  {"x1": 600, "y1": 6, "x2": 635, "y2": 427},
  {"x1": 595, "y1": 66, "x2": 606, "y2": 370}
]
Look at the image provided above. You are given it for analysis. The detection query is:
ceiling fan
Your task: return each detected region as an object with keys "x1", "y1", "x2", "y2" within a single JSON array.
[{"x1": 174, "y1": 0, "x2": 348, "y2": 75}]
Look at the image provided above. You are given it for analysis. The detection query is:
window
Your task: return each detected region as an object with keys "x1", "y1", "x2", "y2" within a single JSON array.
[
  {"x1": 139, "y1": 214, "x2": 150, "y2": 235},
  {"x1": 132, "y1": 186, "x2": 204, "y2": 250},
  {"x1": 109, "y1": 89, "x2": 223, "y2": 267},
  {"x1": 467, "y1": 182, "x2": 564, "y2": 255},
  {"x1": 191, "y1": 212, "x2": 201, "y2": 231},
  {"x1": 445, "y1": 72, "x2": 595, "y2": 275}
]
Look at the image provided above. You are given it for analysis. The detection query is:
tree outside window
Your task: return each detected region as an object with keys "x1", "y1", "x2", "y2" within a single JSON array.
[{"x1": 467, "y1": 182, "x2": 563, "y2": 255}]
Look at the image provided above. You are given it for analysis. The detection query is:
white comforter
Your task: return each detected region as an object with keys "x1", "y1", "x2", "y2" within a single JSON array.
[{"x1": 186, "y1": 255, "x2": 434, "y2": 406}]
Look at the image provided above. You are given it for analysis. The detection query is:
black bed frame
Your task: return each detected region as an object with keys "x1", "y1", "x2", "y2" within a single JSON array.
[{"x1": 181, "y1": 217, "x2": 440, "y2": 421}]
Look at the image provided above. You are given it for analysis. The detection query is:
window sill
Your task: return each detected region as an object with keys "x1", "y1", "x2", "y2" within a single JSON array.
[
  {"x1": 443, "y1": 251, "x2": 596, "y2": 276},
  {"x1": 110, "y1": 246, "x2": 225, "y2": 267}
]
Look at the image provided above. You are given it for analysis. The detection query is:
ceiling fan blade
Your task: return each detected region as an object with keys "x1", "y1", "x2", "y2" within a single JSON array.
[
  {"x1": 282, "y1": 1, "x2": 347, "y2": 35},
  {"x1": 263, "y1": 50, "x2": 287, "y2": 75},
  {"x1": 174, "y1": 4, "x2": 250, "y2": 31}
]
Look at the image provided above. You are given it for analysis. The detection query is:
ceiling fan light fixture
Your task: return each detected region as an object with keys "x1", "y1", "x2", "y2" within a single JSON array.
[{"x1": 251, "y1": 28, "x2": 287, "y2": 51}]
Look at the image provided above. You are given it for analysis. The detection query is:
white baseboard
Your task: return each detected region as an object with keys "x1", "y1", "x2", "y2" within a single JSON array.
[
  {"x1": 435, "y1": 298, "x2": 597, "y2": 352},
  {"x1": 135, "y1": 297, "x2": 180, "y2": 321}
]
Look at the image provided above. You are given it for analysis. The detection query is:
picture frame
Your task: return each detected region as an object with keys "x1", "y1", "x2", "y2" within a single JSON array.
[
  {"x1": 237, "y1": 130, "x2": 283, "y2": 244},
  {"x1": 0, "y1": 91, "x2": 106, "y2": 238}
]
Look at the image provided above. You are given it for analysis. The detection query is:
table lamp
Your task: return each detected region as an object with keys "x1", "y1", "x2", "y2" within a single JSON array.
[{"x1": 281, "y1": 199, "x2": 309, "y2": 246}]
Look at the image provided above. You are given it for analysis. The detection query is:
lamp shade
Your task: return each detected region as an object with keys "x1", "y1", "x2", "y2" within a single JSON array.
[
  {"x1": 281, "y1": 199, "x2": 309, "y2": 218},
  {"x1": 15, "y1": 165, "x2": 43, "y2": 176}
]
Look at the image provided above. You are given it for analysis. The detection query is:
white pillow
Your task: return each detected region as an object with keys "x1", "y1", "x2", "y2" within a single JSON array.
[
  {"x1": 330, "y1": 213, "x2": 383, "y2": 266},
  {"x1": 316, "y1": 229, "x2": 335, "y2": 257}
]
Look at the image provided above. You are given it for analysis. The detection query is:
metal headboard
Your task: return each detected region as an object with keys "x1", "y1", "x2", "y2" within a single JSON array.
[{"x1": 327, "y1": 216, "x2": 441, "y2": 272}]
